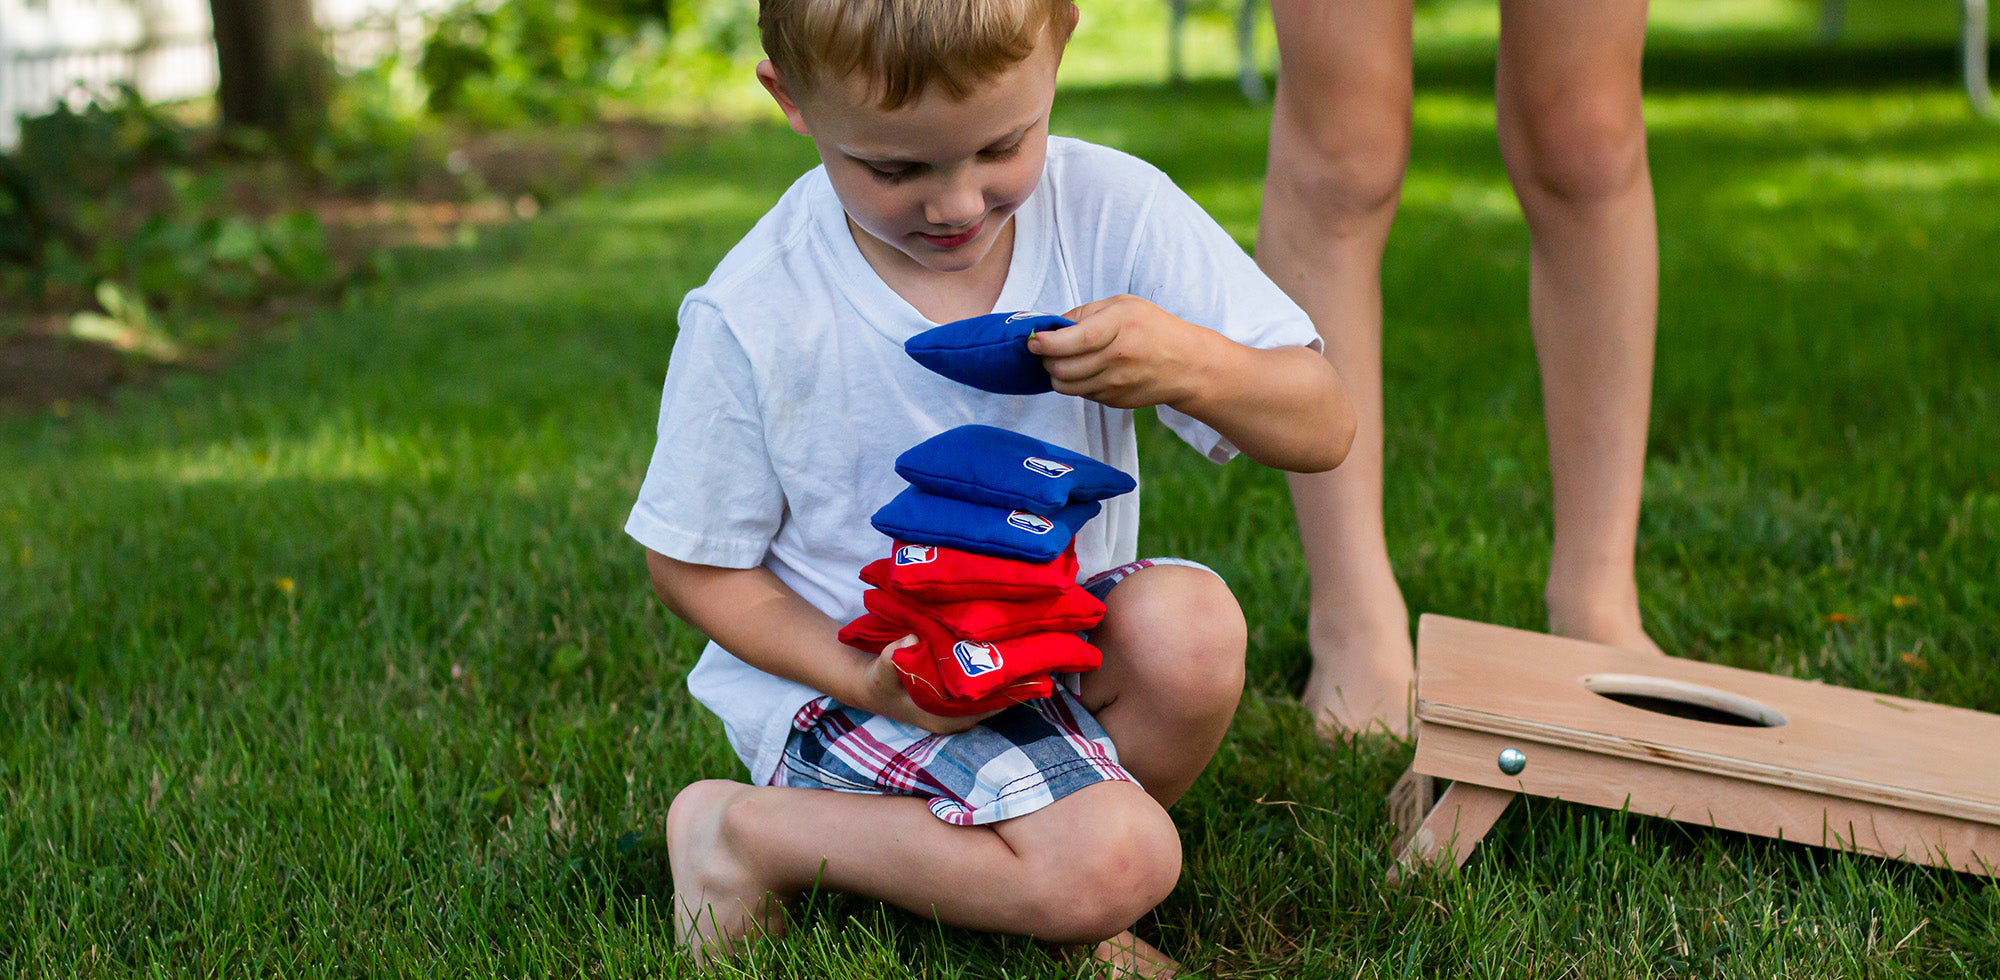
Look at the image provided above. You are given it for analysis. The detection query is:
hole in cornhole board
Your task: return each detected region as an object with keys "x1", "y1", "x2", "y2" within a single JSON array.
[{"x1": 1581, "y1": 674, "x2": 1788, "y2": 728}]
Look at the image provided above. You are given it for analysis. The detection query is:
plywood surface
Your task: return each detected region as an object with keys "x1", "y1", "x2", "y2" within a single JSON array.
[
  {"x1": 1413, "y1": 722, "x2": 2000, "y2": 875},
  {"x1": 1414, "y1": 615, "x2": 2000, "y2": 825}
]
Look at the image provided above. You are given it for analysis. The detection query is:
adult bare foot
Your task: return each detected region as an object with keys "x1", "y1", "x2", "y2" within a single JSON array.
[
  {"x1": 666, "y1": 779, "x2": 787, "y2": 961},
  {"x1": 1301, "y1": 608, "x2": 1414, "y2": 739},
  {"x1": 1084, "y1": 930, "x2": 1181, "y2": 978},
  {"x1": 1546, "y1": 585, "x2": 1665, "y2": 656}
]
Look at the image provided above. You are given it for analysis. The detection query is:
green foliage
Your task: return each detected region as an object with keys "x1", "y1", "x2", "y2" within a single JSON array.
[
  {"x1": 0, "y1": 85, "x2": 190, "y2": 298},
  {"x1": 0, "y1": 89, "x2": 337, "y2": 355},
  {"x1": 417, "y1": 0, "x2": 667, "y2": 126},
  {"x1": 312, "y1": 55, "x2": 446, "y2": 191},
  {"x1": 103, "y1": 169, "x2": 333, "y2": 310},
  {"x1": 67, "y1": 281, "x2": 183, "y2": 362}
]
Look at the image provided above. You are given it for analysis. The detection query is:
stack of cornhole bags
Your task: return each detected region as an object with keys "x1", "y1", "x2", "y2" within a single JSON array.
[{"x1": 839, "y1": 424, "x2": 1137, "y2": 716}]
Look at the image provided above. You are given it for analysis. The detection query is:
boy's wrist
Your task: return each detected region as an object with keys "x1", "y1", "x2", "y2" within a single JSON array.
[
  {"x1": 823, "y1": 642, "x2": 884, "y2": 712},
  {"x1": 1162, "y1": 325, "x2": 1236, "y2": 417}
]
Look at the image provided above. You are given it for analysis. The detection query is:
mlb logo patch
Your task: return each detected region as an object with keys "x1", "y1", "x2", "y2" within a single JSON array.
[
  {"x1": 1006, "y1": 511, "x2": 1056, "y2": 535},
  {"x1": 895, "y1": 544, "x2": 939, "y2": 565},
  {"x1": 953, "y1": 641, "x2": 1003, "y2": 677},
  {"x1": 1022, "y1": 456, "x2": 1073, "y2": 479}
]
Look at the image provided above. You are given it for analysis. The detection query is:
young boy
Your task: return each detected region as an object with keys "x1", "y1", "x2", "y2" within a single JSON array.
[{"x1": 627, "y1": 0, "x2": 1354, "y2": 971}]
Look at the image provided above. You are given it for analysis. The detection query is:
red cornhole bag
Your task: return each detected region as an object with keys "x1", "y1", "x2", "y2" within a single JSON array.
[
  {"x1": 838, "y1": 612, "x2": 1051, "y2": 715},
  {"x1": 865, "y1": 581, "x2": 1105, "y2": 642},
  {"x1": 862, "y1": 587, "x2": 1104, "y2": 701},
  {"x1": 859, "y1": 542, "x2": 1079, "y2": 602}
]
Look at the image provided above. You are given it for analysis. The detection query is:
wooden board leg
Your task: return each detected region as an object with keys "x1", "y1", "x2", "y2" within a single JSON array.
[
  {"x1": 1387, "y1": 765, "x2": 1437, "y2": 857},
  {"x1": 1389, "y1": 781, "x2": 1517, "y2": 883}
]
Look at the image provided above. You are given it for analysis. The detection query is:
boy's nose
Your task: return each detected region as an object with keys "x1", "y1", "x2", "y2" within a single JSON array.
[{"x1": 925, "y1": 177, "x2": 986, "y2": 229}]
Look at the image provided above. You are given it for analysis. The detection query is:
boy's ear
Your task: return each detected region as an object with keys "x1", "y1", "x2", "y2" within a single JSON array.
[{"x1": 756, "y1": 60, "x2": 813, "y2": 137}]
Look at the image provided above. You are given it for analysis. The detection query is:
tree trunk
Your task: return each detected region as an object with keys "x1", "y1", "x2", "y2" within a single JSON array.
[{"x1": 209, "y1": 0, "x2": 330, "y2": 150}]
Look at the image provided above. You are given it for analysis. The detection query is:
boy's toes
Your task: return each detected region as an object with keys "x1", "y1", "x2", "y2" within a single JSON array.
[{"x1": 1082, "y1": 930, "x2": 1180, "y2": 979}]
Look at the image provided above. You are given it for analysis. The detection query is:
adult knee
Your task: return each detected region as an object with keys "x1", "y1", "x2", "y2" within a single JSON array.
[
  {"x1": 1267, "y1": 88, "x2": 1411, "y2": 231},
  {"x1": 1499, "y1": 91, "x2": 1648, "y2": 209}
]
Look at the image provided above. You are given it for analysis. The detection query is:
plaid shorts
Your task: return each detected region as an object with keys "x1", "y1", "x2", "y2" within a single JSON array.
[{"x1": 772, "y1": 558, "x2": 1216, "y2": 826}]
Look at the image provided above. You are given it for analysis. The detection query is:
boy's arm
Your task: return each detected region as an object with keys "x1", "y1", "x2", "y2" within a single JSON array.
[
  {"x1": 1030, "y1": 294, "x2": 1355, "y2": 473},
  {"x1": 644, "y1": 548, "x2": 989, "y2": 734}
]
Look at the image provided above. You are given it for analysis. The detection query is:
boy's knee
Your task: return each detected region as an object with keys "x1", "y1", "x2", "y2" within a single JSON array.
[
  {"x1": 1100, "y1": 566, "x2": 1247, "y2": 708},
  {"x1": 670, "y1": 779, "x2": 761, "y2": 853},
  {"x1": 1018, "y1": 791, "x2": 1182, "y2": 943}
]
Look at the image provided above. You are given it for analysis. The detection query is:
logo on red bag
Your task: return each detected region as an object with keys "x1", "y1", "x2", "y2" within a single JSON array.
[
  {"x1": 1006, "y1": 511, "x2": 1055, "y2": 534},
  {"x1": 894, "y1": 544, "x2": 938, "y2": 565},
  {"x1": 953, "y1": 641, "x2": 1002, "y2": 676},
  {"x1": 1023, "y1": 456, "x2": 1073, "y2": 479}
]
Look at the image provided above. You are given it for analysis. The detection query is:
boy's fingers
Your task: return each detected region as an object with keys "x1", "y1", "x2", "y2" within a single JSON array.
[
  {"x1": 1045, "y1": 353, "x2": 1110, "y2": 387},
  {"x1": 1060, "y1": 297, "x2": 1115, "y2": 322},
  {"x1": 1029, "y1": 315, "x2": 1113, "y2": 358}
]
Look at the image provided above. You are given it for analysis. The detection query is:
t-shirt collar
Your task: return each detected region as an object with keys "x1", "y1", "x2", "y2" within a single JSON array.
[{"x1": 812, "y1": 166, "x2": 1051, "y2": 344}]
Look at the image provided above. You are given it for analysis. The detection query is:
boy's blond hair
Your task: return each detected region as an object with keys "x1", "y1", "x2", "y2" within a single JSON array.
[{"x1": 761, "y1": 0, "x2": 1078, "y2": 110}]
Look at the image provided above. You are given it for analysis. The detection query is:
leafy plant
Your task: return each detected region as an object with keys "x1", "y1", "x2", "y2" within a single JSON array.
[
  {"x1": 68, "y1": 281, "x2": 183, "y2": 362},
  {"x1": 417, "y1": 0, "x2": 651, "y2": 126}
]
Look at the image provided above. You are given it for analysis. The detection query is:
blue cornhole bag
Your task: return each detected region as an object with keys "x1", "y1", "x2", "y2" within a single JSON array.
[
  {"x1": 871, "y1": 487, "x2": 1101, "y2": 563},
  {"x1": 905, "y1": 311, "x2": 1073, "y2": 395},
  {"x1": 895, "y1": 425, "x2": 1136, "y2": 514}
]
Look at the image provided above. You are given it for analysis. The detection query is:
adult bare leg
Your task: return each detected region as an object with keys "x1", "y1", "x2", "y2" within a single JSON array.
[
  {"x1": 1495, "y1": 0, "x2": 1663, "y2": 654},
  {"x1": 1258, "y1": 0, "x2": 1419, "y2": 736}
]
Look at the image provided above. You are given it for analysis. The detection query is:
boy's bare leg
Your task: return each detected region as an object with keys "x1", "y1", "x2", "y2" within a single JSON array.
[
  {"x1": 1258, "y1": 0, "x2": 1418, "y2": 737},
  {"x1": 1495, "y1": 0, "x2": 1663, "y2": 655},
  {"x1": 1079, "y1": 563, "x2": 1247, "y2": 807},
  {"x1": 1071, "y1": 562, "x2": 1252, "y2": 975},
  {"x1": 665, "y1": 564, "x2": 1243, "y2": 972},
  {"x1": 666, "y1": 778, "x2": 1181, "y2": 962}
]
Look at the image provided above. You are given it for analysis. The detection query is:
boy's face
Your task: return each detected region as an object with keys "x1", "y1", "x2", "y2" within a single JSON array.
[{"x1": 759, "y1": 30, "x2": 1062, "y2": 280}]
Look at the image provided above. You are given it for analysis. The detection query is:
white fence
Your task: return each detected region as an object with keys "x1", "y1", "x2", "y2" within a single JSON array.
[{"x1": 0, "y1": 0, "x2": 453, "y2": 149}]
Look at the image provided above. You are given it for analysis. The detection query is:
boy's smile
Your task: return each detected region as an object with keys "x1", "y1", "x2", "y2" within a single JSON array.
[{"x1": 758, "y1": 28, "x2": 1065, "y2": 298}]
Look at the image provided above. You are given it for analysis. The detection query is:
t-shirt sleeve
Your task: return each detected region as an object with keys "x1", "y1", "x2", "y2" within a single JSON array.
[
  {"x1": 1124, "y1": 171, "x2": 1323, "y2": 464},
  {"x1": 624, "y1": 298, "x2": 784, "y2": 568}
]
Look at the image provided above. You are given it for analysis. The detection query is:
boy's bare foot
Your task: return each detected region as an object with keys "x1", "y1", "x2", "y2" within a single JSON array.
[
  {"x1": 1301, "y1": 608, "x2": 1414, "y2": 740},
  {"x1": 666, "y1": 779, "x2": 786, "y2": 961},
  {"x1": 1080, "y1": 930, "x2": 1181, "y2": 978}
]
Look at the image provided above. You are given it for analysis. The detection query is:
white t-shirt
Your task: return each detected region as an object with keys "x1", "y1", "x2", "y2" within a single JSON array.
[{"x1": 626, "y1": 136, "x2": 1320, "y2": 783}]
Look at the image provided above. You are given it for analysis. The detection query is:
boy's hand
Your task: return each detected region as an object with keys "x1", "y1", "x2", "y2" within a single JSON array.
[
  {"x1": 855, "y1": 635, "x2": 996, "y2": 734},
  {"x1": 1030, "y1": 295, "x2": 1218, "y2": 410}
]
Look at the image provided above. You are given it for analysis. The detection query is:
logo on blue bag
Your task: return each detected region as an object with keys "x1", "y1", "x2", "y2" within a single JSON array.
[
  {"x1": 1005, "y1": 311, "x2": 1047, "y2": 324},
  {"x1": 1023, "y1": 456, "x2": 1072, "y2": 479},
  {"x1": 894, "y1": 544, "x2": 939, "y2": 565},
  {"x1": 1006, "y1": 510, "x2": 1055, "y2": 535},
  {"x1": 953, "y1": 641, "x2": 1003, "y2": 677}
]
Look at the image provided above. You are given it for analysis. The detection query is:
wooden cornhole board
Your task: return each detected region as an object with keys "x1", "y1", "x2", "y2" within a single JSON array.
[{"x1": 1390, "y1": 615, "x2": 2000, "y2": 878}]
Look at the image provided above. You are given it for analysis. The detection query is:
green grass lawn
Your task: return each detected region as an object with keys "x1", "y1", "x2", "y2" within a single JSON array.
[{"x1": 5, "y1": 1, "x2": 1999, "y2": 975}]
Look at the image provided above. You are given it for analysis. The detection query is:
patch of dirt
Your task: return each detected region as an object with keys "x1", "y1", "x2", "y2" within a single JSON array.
[
  {"x1": 0, "y1": 324, "x2": 128, "y2": 415},
  {"x1": 0, "y1": 118, "x2": 682, "y2": 418}
]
